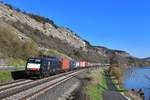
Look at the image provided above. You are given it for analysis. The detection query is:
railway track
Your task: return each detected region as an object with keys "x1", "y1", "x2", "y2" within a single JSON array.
[
  {"x1": 0, "y1": 79, "x2": 33, "y2": 93},
  {"x1": 0, "y1": 79, "x2": 27, "y2": 87},
  {"x1": 0, "y1": 70, "x2": 85, "y2": 100}
]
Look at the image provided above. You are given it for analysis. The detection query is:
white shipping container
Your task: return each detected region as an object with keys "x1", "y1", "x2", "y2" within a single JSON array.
[
  {"x1": 82, "y1": 62, "x2": 86, "y2": 67},
  {"x1": 75, "y1": 62, "x2": 79, "y2": 68}
]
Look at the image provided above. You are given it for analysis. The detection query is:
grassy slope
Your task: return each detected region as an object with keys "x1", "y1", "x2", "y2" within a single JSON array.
[
  {"x1": 0, "y1": 25, "x2": 38, "y2": 66},
  {"x1": 0, "y1": 69, "x2": 24, "y2": 83},
  {"x1": 87, "y1": 68, "x2": 108, "y2": 100},
  {"x1": 8, "y1": 58, "x2": 26, "y2": 66}
]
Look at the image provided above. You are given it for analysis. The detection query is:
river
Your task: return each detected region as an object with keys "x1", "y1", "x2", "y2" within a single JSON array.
[{"x1": 123, "y1": 67, "x2": 150, "y2": 100}]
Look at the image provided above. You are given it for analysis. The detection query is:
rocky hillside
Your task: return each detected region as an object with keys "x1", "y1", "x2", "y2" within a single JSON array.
[
  {"x1": 143, "y1": 57, "x2": 150, "y2": 61},
  {"x1": 0, "y1": 2, "x2": 149, "y2": 66}
]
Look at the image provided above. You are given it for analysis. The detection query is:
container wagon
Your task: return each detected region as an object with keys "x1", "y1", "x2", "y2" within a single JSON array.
[
  {"x1": 82, "y1": 61, "x2": 86, "y2": 68},
  {"x1": 85, "y1": 62, "x2": 89, "y2": 67},
  {"x1": 25, "y1": 56, "x2": 103, "y2": 79},
  {"x1": 75, "y1": 62, "x2": 79, "y2": 69},
  {"x1": 79, "y1": 61, "x2": 83, "y2": 68},
  {"x1": 70, "y1": 60, "x2": 76, "y2": 70},
  {"x1": 61, "y1": 58, "x2": 70, "y2": 71}
]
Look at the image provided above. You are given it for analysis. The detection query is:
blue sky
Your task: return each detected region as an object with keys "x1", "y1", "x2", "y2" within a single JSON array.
[{"x1": 1, "y1": 0, "x2": 150, "y2": 58}]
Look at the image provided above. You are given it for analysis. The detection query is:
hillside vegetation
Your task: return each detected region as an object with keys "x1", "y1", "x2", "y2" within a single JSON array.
[
  {"x1": 0, "y1": 26, "x2": 38, "y2": 65},
  {"x1": 0, "y1": 24, "x2": 105, "y2": 64},
  {"x1": 7, "y1": 20, "x2": 106, "y2": 62}
]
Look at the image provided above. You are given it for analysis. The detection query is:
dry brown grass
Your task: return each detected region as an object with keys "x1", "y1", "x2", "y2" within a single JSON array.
[
  {"x1": 87, "y1": 67, "x2": 108, "y2": 100},
  {"x1": 90, "y1": 67, "x2": 108, "y2": 86},
  {"x1": 110, "y1": 66, "x2": 123, "y2": 84}
]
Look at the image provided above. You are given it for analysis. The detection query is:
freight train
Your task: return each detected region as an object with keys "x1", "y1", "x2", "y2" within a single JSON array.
[{"x1": 25, "y1": 57, "x2": 107, "y2": 78}]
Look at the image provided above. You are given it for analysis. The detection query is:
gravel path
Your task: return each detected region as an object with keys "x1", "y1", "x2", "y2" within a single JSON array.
[{"x1": 102, "y1": 71, "x2": 127, "y2": 100}]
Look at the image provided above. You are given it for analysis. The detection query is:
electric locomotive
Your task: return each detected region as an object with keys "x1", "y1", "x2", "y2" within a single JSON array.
[{"x1": 25, "y1": 57, "x2": 62, "y2": 78}]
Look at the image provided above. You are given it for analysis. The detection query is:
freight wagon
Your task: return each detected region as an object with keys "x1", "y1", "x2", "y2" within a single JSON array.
[
  {"x1": 82, "y1": 61, "x2": 86, "y2": 68},
  {"x1": 75, "y1": 62, "x2": 79, "y2": 69},
  {"x1": 61, "y1": 58, "x2": 70, "y2": 71},
  {"x1": 79, "y1": 61, "x2": 83, "y2": 68},
  {"x1": 25, "y1": 56, "x2": 105, "y2": 78},
  {"x1": 70, "y1": 61, "x2": 76, "y2": 69},
  {"x1": 85, "y1": 62, "x2": 89, "y2": 67}
]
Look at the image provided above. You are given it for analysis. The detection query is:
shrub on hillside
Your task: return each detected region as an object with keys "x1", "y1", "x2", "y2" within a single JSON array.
[
  {"x1": 27, "y1": 14, "x2": 59, "y2": 28},
  {"x1": 39, "y1": 49, "x2": 61, "y2": 59},
  {"x1": 22, "y1": 40, "x2": 38, "y2": 59},
  {"x1": 5, "y1": 4, "x2": 13, "y2": 9},
  {"x1": 4, "y1": 3, "x2": 21, "y2": 12}
]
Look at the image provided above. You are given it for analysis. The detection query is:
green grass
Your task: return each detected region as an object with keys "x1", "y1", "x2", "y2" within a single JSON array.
[
  {"x1": 0, "y1": 69, "x2": 24, "y2": 83},
  {"x1": 88, "y1": 72, "x2": 107, "y2": 100},
  {"x1": 8, "y1": 58, "x2": 26, "y2": 66},
  {"x1": 111, "y1": 76, "x2": 131, "y2": 98}
]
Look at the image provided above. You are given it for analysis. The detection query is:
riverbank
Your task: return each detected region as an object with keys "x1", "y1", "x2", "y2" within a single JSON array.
[
  {"x1": 123, "y1": 67, "x2": 150, "y2": 100},
  {"x1": 110, "y1": 66, "x2": 144, "y2": 100},
  {"x1": 102, "y1": 70, "x2": 128, "y2": 100},
  {"x1": 109, "y1": 67, "x2": 130, "y2": 98}
]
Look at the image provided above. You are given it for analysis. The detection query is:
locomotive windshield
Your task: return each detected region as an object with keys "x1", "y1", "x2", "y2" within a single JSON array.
[{"x1": 28, "y1": 58, "x2": 41, "y2": 64}]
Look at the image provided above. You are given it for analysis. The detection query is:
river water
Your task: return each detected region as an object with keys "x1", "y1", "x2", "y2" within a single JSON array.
[{"x1": 123, "y1": 67, "x2": 150, "y2": 100}]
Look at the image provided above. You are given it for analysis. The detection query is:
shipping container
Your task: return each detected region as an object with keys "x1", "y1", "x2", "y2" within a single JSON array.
[
  {"x1": 79, "y1": 61, "x2": 83, "y2": 68},
  {"x1": 70, "y1": 61, "x2": 76, "y2": 69},
  {"x1": 75, "y1": 62, "x2": 79, "y2": 68},
  {"x1": 61, "y1": 58, "x2": 70, "y2": 70},
  {"x1": 82, "y1": 62, "x2": 86, "y2": 67},
  {"x1": 101, "y1": 63, "x2": 105, "y2": 67},
  {"x1": 89, "y1": 63, "x2": 92, "y2": 67},
  {"x1": 85, "y1": 62, "x2": 89, "y2": 67}
]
